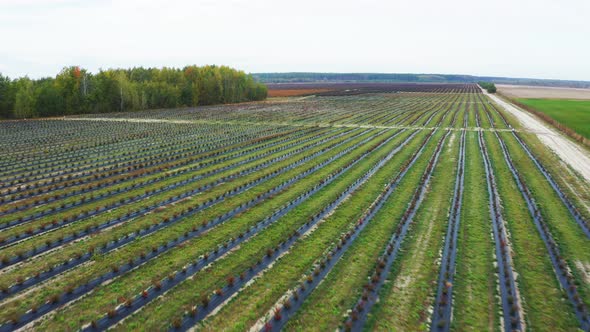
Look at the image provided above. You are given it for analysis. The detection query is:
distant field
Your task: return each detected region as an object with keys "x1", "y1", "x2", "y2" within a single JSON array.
[
  {"x1": 266, "y1": 82, "x2": 481, "y2": 97},
  {"x1": 267, "y1": 88, "x2": 334, "y2": 97},
  {"x1": 517, "y1": 98, "x2": 590, "y2": 139},
  {"x1": 499, "y1": 84, "x2": 590, "y2": 100}
]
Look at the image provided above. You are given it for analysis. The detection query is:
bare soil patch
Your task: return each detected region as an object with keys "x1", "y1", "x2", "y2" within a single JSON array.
[
  {"x1": 498, "y1": 85, "x2": 590, "y2": 100},
  {"x1": 267, "y1": 89, "x2": 334, "y2": 97}
]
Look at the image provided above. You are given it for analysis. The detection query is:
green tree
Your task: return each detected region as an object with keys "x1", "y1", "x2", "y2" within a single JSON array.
[
  {"x1": 0, "y1": 65, "x2": 266, "y2": 118},
  {"x1": 478, "y1": 81, "x2": 497, "y2": 93},
  {"x1": 14, "y1": 78, "x2": 37, "y2": 118},
  {"x1": 55, "y1": 66, "x2": 88, "y2": 114},
  {"x1": 89, "y1": 70, "x2": 120, "y2": 113},
  {"x1": 34, "y1": 79, "x2": 64, "y2": 117},
  {"x1": 198, "y1": 66, "x2": 223, "y2": 105},
  {"x1": 0, "y1": 73, "x2": 15, "y2": 118}
]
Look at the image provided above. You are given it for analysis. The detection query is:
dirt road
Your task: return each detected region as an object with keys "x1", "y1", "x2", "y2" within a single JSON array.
[{"x1": 485, "y1": 91, "x2": 590, "y2": 182}]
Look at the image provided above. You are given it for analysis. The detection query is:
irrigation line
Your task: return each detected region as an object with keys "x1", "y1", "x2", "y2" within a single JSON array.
[
  {"x1": 429, "y1": 96, "x2": 469, "y2": 331},
  {"x1": 430, "y1": 129, "x2": 466, "y2": 331},
  {"x1": 477, "y1": 108, "x2": 523, "y2": 331}
]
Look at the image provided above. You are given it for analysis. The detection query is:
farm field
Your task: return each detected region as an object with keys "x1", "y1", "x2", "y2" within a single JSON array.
[
  {"x1": 515, "y1": 99, "x2": 590, "y2": 140},
  {"x1": 498, "y1": 84, "x2": 590, "y2": 100},
  {"x1": 0, "y1": 83, "x2": 589, "y2": 332}
]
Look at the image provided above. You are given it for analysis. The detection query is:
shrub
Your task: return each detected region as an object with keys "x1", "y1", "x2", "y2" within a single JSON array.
[
  {"x1": 273, "y1": 308, "x2": 282, "y2": 321},
  {"x1": 283, "y1": 299, "x2": 291, "y2": 310},
  {"x1": 107, "y1": 308, "x2": 117, "y2": 318},
  {"x1": 201, "y1": 294, "x2": 210, "y2": 307},
  {"x1": 124, "y1": 298, "x2": 133, "y2": 308},
  {"x1": 478, "y1": 81, "x2": 497, "y2": 93},
  {"x1": 172, "y1": 317, "x2": 182, "y2": 329},
  {"x1": 48, "y1": 293, "x2": 60, "y2": 304}
]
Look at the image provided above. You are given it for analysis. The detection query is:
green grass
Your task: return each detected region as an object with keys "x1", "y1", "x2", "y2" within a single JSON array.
[
  {"x1": 197, "y1": 131, "x2": 432, "y2": 332},
  {"x1": 32, "y1": 129, "x2": 416, "y2": 331},
  {"x1": 451, "y1": 131, "x2": 498, "y2": 332},
  {"x1": 516, "y1": 133, "x2": 590, "y2": 220},
  {"x1": 484, "y1": 95, "x2": 590, "y2": 222},
  {"x1": 284, "y1": 131, "x2": 446, "y2": 331},
  {"x1": 498, "y1": 132, "x2": 590, "y2": 311},
  {"x1": 118, "y1": 129, "x2": 428, "y2": 331},
  {"x1": 517, "y1": 98, "x2": 590, "y2": 139},
  {"x1": 485, "y1": 132, "x2": 579, "y2": 330},
  {"x1": 366, "y1": 131, "x2": 458, "y2": 331},
  {"x1": 0, "y1": 129, "x2": 383, "y2": 324}
]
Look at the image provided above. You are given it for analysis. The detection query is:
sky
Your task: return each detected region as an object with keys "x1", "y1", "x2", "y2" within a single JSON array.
[{"x1": 1, "y1": 0, "x2": 589, "y2": 81}]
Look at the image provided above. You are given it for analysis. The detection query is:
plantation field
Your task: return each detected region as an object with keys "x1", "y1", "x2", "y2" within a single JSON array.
[
  {"x1": 516, "y1": 98, "x2": 590, "y2": 140},
  {"x1": 0, "y1": 83, "x2": 589, "y2": 332}
]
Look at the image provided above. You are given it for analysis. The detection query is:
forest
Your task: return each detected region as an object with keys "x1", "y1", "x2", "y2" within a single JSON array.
[{"x1": 0, "y1": 65, "x2": 267, "y2": 119}]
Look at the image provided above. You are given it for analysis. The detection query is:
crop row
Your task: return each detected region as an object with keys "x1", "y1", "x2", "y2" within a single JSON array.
[
  {"x1": 0, "y1": 127, "x2": 321, "y2": 220},
  {"x1": 85, "y1": 128, "x2": 420, "y2": 331},
  {"x1": 477, "y1": 122, "x2": 523, "y2": 331},
  {"x1": 0, "y1": 128, "x2": 374, "y2": 298},
  {"x1": 431, "y1": 128, "x2": 466, "y2": 331},
  {"x1": 260, "y1": 129, "x2": 441, "y2": 331},
  {"x1": 0, "y1": 128, "x2": 347, "y2": 250},
  {"x1": 0, "y1": 124, "x2": 283, "y2": 184},
  {"x1": 102, "y1": 110, "x2": 444, "y2": 330},
  {"x1": 0, "y1": 126, "x2": 402, "y2": 326},
  {"x1": 490, "y1": 130, "x2": 590, "y2": 330},
  {"x1": 22, "y1": 125, "x2": 423, "y2": 330},
  {"x1": 342, "y1": 129, "x2": 450, "y2": 331}
]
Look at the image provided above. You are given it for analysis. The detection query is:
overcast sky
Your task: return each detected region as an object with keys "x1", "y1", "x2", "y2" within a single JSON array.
[{"x1": 1, "y1": 0, "x2": 589, "y2": 81}]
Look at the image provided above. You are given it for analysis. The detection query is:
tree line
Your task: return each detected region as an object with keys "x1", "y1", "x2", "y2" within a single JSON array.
[
  {"x1": 0, "y1": 65, "x2": 268, "y2": 119},
  {"x1": 478, "y1": 81, "x2": 497, "y2": 93}
]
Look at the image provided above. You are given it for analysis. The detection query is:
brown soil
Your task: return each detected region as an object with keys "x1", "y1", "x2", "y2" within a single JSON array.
[
  {"x1": 498, "y1": 85, "x2": 590, "y2": 100},
  {"x1": 267, "y1": 89, "x2": 335, "y2": 97}
]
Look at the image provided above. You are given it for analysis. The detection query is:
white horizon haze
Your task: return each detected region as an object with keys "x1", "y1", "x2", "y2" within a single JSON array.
[{"x1": 1, "y1": 0, "x2": 589, "y2": 81}]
